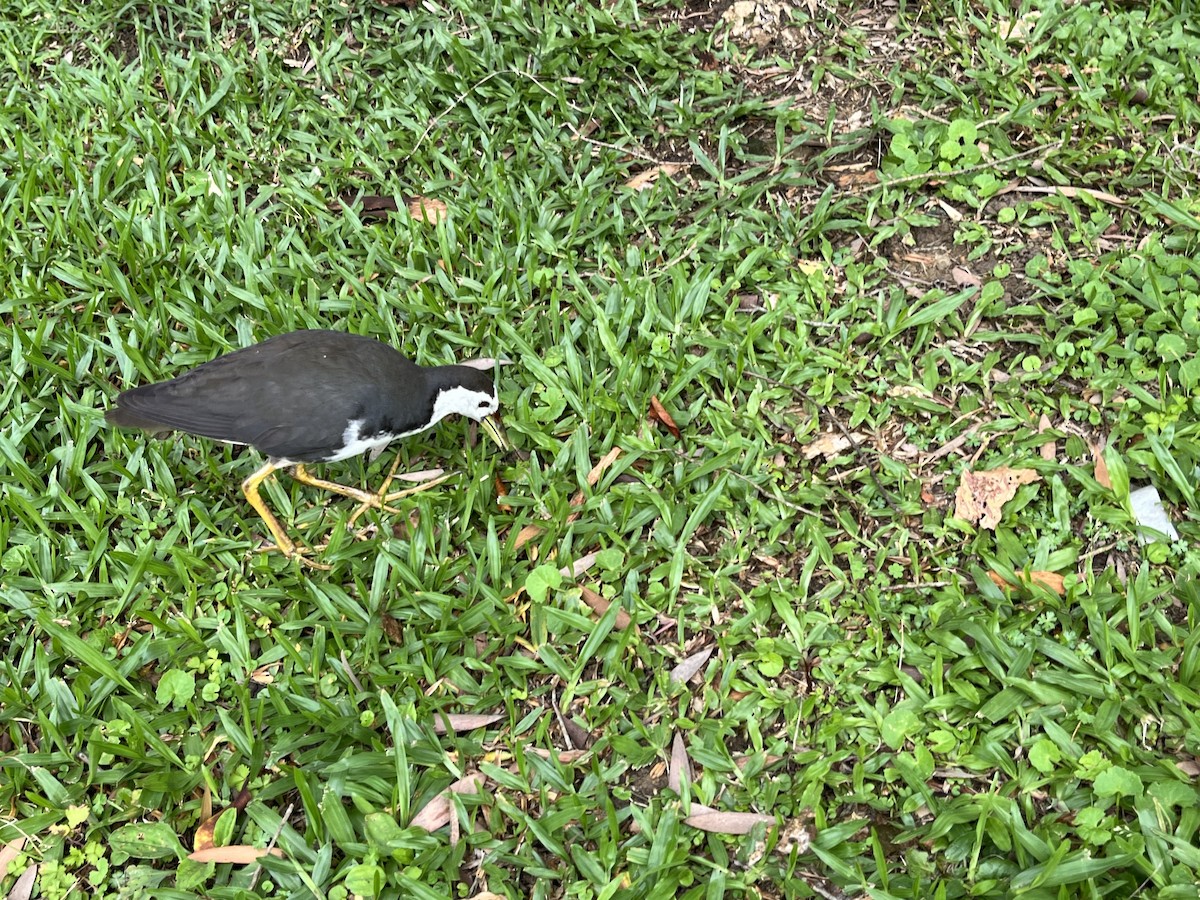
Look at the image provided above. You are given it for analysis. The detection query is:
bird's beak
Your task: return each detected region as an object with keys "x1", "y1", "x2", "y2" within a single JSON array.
[{"x1": 480, "y1": 415, "x2": 510, "y2": 451}]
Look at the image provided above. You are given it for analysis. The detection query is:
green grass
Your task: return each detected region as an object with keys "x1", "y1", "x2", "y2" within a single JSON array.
[{"x1": 2, "y1": 0, "x2": 1200, "y2": 896}]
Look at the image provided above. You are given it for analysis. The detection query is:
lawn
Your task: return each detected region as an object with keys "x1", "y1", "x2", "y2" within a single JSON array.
[{"x1": 2, "y1": 0, "x2": 1200, "y2": 897}]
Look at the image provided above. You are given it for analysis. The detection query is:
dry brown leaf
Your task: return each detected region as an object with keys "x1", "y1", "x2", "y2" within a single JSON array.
[
  {"x1": 561, "y1": 717, "x2": 594, "y2": 749},
  {"x1": 670, "y1": 646, "x2": 714, "y2": 684},
  {"x1": 560, "y1": 551, "x2": 598, "y2": 579},
  {"x1": 988, "y1": 570, "x2": 1066, "y2": 595},
  {"x1": 1091, "y1": 442, "x2": 1111, "y2": 489},
  {"x1": 528, "y1": 748, "x2": 590, "y2": 764},
  {"x1": 410, "y1": 772, "x2": 487, "y2": 832},
  {"x1": 585, "y1": 447, "x2": 623, "y2": 486},
  {"x1": 832, "y1": 169, "x2": 879, "y2": 188},
  {"x1": 193, "y1": 809, "x2": 234, "y2": 852},
  {"x1": 624, "y1": 163, "x2": 685, "y2": 191},
  {"x1": 408, "y1": 196, "x2": 448, "y2": 224},
  {"x1": 684, "y1": 810, "x2": 775, "y2": 834},
  {"x1": 648, "y1": 395, "x2": 681, "y2": 439},
  {"x1": 1037, "y1": 414, "x2": 1056, "y2": 461},
  {"x1": 1028, "y1": 184, "x2": 1128, "y2": 207},
  {"x1": 579, "y1": 586, "x2": 633, "y2": 629},
  {"x1": 669, "y1": 732, "x2": 692, "y2": 794},
  {"x1": 954, "y1": 466, "x2": 1042, "y2": 529},
  {"x1": 495, "y1": 475, "x2": 511, "y2": 512},
  {"x1": 951, "y1": 266, "x2": 982, "y2": 287},
  {"x1": 513, "y1": 523, "x2": 545, "y2": 551},
  {"x1": 514, "y1": 448, "x2": 623, "y2": 553},
  {"x1": 774, "y1": 816, "x2": 815, "y2": 855},
  {"x1": 1177, "y1": 758, "x2": 1200, "y2": 777},
  {"x1": 802, "y1": 431, "x2": 853, "y2": 460},
  {"x1": 188, "y1": 845, "x2": 284, "y2": 864},
  {"x1": 9, "y1": 864, "x2": 36, "y2": 900},
  {"x1": 357, "y1": 194, "x2": 399, "y2": 218},
  {"x1": 380, "y1": 611, "x2": 404, "y2": 643},
  {"x1": 432, "y1": 714, "x2": 504, "y2": 734},
  {"x1": 0, "y1": 837, "x2": 27, "y2": 879}
]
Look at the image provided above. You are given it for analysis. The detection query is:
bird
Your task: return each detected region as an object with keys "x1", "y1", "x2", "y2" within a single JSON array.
[{"x1": 106, "y1": 329, "x2": 507, "y2": 566}]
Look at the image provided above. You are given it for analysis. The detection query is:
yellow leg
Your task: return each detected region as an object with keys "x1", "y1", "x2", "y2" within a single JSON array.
[
  {"x1": 291, "y1": 463, "x2": 390, "y2": 506},
  {"x1": 338, "y1": 454, "x2": 455, "y2": 529},
  {"x1": 240, "y1": 461, "x2": 329, "y2": 570}
]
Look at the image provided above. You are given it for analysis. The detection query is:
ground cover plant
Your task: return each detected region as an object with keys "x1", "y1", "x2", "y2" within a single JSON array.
[{"x1": 2, "y1": 0, "x2": 1199, "y2": 896}]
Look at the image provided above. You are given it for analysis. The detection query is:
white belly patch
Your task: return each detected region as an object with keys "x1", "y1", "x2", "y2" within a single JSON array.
[{"x1": 325, "y1": 418, "x2": 427, "y2": 462}]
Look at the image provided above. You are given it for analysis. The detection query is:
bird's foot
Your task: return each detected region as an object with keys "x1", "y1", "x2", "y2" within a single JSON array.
[
  {"x1": 253, "y1": 537, "x2": 331, "y2": 571},
  {"x1": 346, "y1": 465, "x2": 453, "y2": 530}
]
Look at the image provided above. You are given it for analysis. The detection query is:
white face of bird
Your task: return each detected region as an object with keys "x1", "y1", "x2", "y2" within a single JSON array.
[{"x1": 431, "y1": 385, "x2": 499, "y2": 424}]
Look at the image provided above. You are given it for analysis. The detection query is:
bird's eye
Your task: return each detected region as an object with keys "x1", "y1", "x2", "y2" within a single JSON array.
[{"x1": 478, "y1": 401, "x2": 490, "y2": 409}]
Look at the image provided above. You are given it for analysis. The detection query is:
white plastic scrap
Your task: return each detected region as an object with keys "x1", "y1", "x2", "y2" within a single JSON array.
[{"x1": 1129, "y1": 485, "x2": 1179, "y2": 543}]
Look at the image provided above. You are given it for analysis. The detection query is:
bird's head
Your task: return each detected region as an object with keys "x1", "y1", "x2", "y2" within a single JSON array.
[{"x1": 431, "y1": 367, "x2": 509, "y2": 449}]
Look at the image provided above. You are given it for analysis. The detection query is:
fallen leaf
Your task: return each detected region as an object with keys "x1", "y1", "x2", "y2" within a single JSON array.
[
  {"x1": 408, "y1": 196, "x2": 448, "y2": 224},
  {"x1": 495, "y1": 475, "x2": 511, "y2": 511},
  {"x1": 432, "y1": 715, "x2": 501, "y2": 734},
  {"x1": 193, "y1": 809, "x2": 233, "y2": 852},
  {"x1": 774, "y1": 816, "x2": 815, "y2": 855},
  {"x1": 0, "y1": 838, "x2": 28, "y2": 879},
  {"x1": 831, "y1": 169, "x2": 878, "y2": 188},
  {"x1": 560, "y1": 551, "x2": 598, "y2": 579},
  {"x1": 514, "y1": 448, "x2": 623, "y2": 552},
  {"x1": 585, "y1": 447, "x2": 623, "y2": 486},
  {"x1": 988, "y1": 570, "x2": 1066, "y2": 595},
  {"x1": 380, "y1": 612, "x2": 404, "y2": 643},
  {"x1": 1038, "y1": 415, "x2": 1056, "y2": 461},
  {"x1": 1091, "y1": 442, "x2": 1111, "y2": 489},
  {"x1": 410, "y1": 772, "x2": 487, "y2": 832},
  {"x1": 230, "y1": 785, "x2": 252, "y2": 811},
  {"x1": 802, "y1": 431, "x2": 854, "y2": 460},
  {"x1": 887, "y1": 384, "x2": 932, "y2": 399},
  {"x1": 937, "y1": 198, "x2": 964, "y2": 222},
  {"x1": 513, "y1": 523, "x2": 545, "y2": 551},
  {"x1": 669, "y1": 732, "x2": 692, "y2": 793},
  {"x1": 1019, "y1": 184, "x2": 1128, "y2": 208},
  {"x1": 432, "y1": 714, "x2": 504, "y2": 734},
  {"x1": 391, "y1": 467, "x2": 446, "y2": 483},
  {"x1": 9, "y1": 864, "x2": 36, "y2": 900},
  {"x1": 670, "y1": 646, "x2": 714, "y2": 684},
  {"x1": 954, "y1": 466, "x2": 1041, "y2": 529},
  {"x1": 1177, "y1": 758, "x2": 1200, "y2": 777},
  {"x1": 528, "y1": 748, "x2": 590, "y2": 764},
  {"x1": 563, "y1": 717, "x2": 594, "y2": 749},
  {"x1": 358, "y1": 194, "x2": 399, "y2": 217},
  {"x1": 684, "y1": 810, "x2": 775, "y2": 834},
  {"x1": 188, "y1": 846, "x2": 284, "y2": 863},
  {"x1": 648, "y1": 396, "x2": 681, "y2": 439},
  {"x1": 579, "y1": 586, "x2": 633, "y2": 629},
  {"x1": 624, "y1": 163, "x2": 685, "y2": 191},
  {"x1": 951, "y1": 266, "x2": 982, "y2": 287}
]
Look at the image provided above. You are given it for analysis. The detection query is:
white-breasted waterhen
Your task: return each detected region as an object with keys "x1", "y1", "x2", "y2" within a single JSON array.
[{"x1": 106, "y1": 329, "x2": 508, "y2": 566}]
